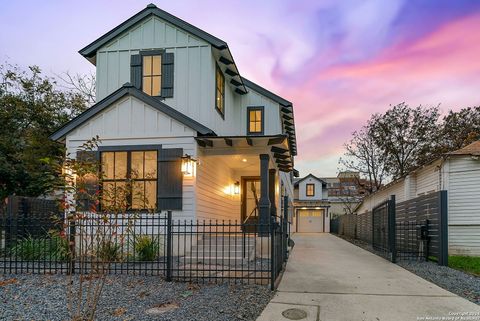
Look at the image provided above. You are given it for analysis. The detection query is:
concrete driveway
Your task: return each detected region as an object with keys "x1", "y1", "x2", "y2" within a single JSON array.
[{"x1": 257, "y1": 233, "x2": 480, "y2": 321}]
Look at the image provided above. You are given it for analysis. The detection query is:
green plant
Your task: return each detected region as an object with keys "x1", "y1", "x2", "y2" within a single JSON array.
[
  {"x1": 133, "y1": 235, "x2": 160, "y2": 261},
  {"x1": 449, "y1": 255, "x2": 480, "y2": 276},
  {"x1": 96, "y1": 240, "x2": 121, "y2": 262},
  {"x1": 10, "y1": 233, "x2": 69, "y2": 261}
]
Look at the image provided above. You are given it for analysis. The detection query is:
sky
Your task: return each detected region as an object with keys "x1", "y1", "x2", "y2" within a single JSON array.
[{"x1": 1, "y1": 0, "x2": 480, "y2": 177}]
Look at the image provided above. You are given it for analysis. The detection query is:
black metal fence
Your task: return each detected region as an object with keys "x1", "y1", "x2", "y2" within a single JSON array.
[
  {"x1": 331, "y1": 191, "x2": 448, "y2": 265},
  {"x1": 0, "y1": 196, "x2": 290, "y2": 290}
]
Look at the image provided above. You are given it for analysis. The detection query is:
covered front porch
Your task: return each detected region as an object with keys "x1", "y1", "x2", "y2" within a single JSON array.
[{"x1": 194, "y1": 135, "x2": 296, "y2": 228}]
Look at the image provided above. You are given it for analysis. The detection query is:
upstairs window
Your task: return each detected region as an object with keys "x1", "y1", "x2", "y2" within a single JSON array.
[
  {"x1": 142, "y1": 55, "x2": 162, "y2": 96},
  {"x1": 101, "y1": 150, "x2": 157, "y2": 210},
  {"x1": 306, "y1": 183, "x2": 315, "y2": 197},
  {"x1": 215, "y1": 65, "x2": 225, "y2": 117},
  {"x1": 247, "y1": 106, "x2": 264, "y2": 135}
]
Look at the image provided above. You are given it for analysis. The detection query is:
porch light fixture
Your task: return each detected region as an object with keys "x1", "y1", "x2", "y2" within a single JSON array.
[
  {"x1": 181, "y1": 154, "x2": 196, "y2": 176},
  {"x1": 234, "y1": 181, "x2": 240, "y2": 194}
]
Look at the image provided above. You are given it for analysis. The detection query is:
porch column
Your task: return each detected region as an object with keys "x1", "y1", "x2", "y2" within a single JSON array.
[
  {"x1": 259, "y1": 154, "x2": 270, "y2": 235},
  {"x1": 269, "y1": 169, "x2": 277, "y2": 217}
]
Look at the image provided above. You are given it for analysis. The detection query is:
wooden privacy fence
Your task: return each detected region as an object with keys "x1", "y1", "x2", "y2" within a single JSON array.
[{"x1": 331, "y1": 191, "x2": 448, "y2": 266}]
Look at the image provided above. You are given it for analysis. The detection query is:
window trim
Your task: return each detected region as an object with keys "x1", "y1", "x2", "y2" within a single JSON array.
[
  {"x1": 215, "y1": 64, "x2": 225, "y2": 119},
  {"x1": 140, "y1": 50, "x2": 164, "y2": 98},
  {"x1": 98, "y1": 145, "x2": 161, "y2": 212},
  {"x1": 306, "y1": 183, "x2": 315, "y2": 197},
  {"x1": 246, "y1": 106, "x2": 265, "y2": 135}
]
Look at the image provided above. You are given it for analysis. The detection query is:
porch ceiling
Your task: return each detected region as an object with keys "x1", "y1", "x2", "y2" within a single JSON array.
[{"x1": 195, "y1": 135, "x2": 295, "y2": 173}]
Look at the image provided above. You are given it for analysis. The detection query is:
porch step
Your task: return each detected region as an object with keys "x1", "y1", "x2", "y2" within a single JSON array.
[{"x1": 183, "y1": 234, "x2": 256, "y2": 264}]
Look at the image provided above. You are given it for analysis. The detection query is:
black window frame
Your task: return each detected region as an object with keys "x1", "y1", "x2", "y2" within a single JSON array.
[
  {"x1": 247, "y1": 106, "x2": 265, "y2": 135},
  {"x1": 215, "y1": 64, "x2": 225, "y2": 119},
  {"x1": 98, "y1": 145, "x2": 161, "y2": 212},
  {"x1": 140, "y1": 50, "x2": 164, "y2": 98},
  {"x1": 306, "y1": 183, "x2": 315, "y2": 197}
]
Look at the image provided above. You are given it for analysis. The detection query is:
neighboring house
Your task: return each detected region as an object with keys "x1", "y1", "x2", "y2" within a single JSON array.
[
  {"x1": 356, "y1": 141, "x2": 480, "y2": 256},
  {"x1": 293, "y1": 174, "x2": 330, "y2": 233},
  {"x1": 323, "y1": 171, "x2": 364, "y2": 218},
  {"x1": 50, "y1": 4, "x2": 298, "y2": 227}
]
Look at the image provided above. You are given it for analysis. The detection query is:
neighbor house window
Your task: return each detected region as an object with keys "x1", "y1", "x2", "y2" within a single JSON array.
[
  {"x1": 101, "y1": 151, "x2": 157, "y2": 210},
  {"x1": 247, "y1": 106, "x2": 264, "y2": 135},
  {"x1": 142, "y1": 54, "x2": 162, "y2": 96},
  {"x1": 215, "y1": 65, "x2": 225, "y2": 117},
  {"x1": 306, "y1": 184, "x2": 315, "y2": 197}
]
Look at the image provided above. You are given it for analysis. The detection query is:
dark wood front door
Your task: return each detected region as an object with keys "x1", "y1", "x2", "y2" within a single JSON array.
[{"x1": 241, "y1": 177, "x2": 261, "y2": 228}]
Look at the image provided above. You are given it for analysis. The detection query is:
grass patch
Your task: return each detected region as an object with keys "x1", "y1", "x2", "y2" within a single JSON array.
[{"x1": 449, "y1": 255, "x2": 480, "y2": 276}]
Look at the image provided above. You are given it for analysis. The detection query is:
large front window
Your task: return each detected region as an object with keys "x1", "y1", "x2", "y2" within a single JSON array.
[
  {"x1": 142, "y1": 55, "x2": 162, "y2": 96},
  {"x1": 101, "y1": 151, "x2": 157, "y2": 210},
  {"x1": 215, "y1": 65, "x2": 225, "y2": 117}
]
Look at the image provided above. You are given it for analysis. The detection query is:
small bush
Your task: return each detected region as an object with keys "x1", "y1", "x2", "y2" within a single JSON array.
[
  {"x1": 10, "y1": 233, "x2": 69, "y2": 261},
  {"x1": 96, "y1": 240, "x2": 121, "y2": 262},
  {"x1": 133, "y1": 235, "x2": 160, "y2": 261}
]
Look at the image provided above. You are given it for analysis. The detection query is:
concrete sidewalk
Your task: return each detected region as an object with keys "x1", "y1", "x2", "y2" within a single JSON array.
[{"x1": 257, "y1": 233, "x2": 480, "y2": 321}]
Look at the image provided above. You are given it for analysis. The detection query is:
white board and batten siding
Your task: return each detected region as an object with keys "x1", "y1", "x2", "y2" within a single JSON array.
[
  {"x1": 66, "y1": 95, "x2": 198, "y2": 221},
  {"x1": 95, "y1": 16, "x2": 282, "y2": 138},
  {"x1": 447, "y1": 157, "x2": 480, "y2": 255},
  {"x1": 297, "y1": 177, "x2": 326, "y2": 201}
]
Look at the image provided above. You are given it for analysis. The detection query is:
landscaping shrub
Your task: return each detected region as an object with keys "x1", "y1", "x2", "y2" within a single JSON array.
[
  {"x1": 133, "y1": 235, "x2": 160, "y2": 261},
  {"x1": 10, "y1": 232, "x2": 69, "y2": 261},
  {"x1": 96, "y1": 240, "x2": 121, "y2": 262}
]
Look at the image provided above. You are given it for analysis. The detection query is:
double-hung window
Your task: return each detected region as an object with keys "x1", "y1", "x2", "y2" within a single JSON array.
[
  {"x1": 142, "y1": 54, "x2": 162, "y2": 96},
  {"x1": 101, "y1": 150, "x2": 157, "y2": 210},
  {"x1": 247, "y1": 106, "x2": 264, "y2": 135},
  {"x1": 215, "y1": 65, "x2": 225, "y2": 117}
]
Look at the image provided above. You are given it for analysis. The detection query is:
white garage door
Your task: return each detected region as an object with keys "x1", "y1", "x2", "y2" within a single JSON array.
[{"x1": 298, "y1": 209, "x2": 324, "y2": 233}]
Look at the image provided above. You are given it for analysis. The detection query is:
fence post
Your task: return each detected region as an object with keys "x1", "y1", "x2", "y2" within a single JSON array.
[
  {"x1": 283, "y1": 195, "x2": 289, "y2": 259},
  {"x1": 166, "y1": 211, "x2": 173, "y2": 281},
  {"x1": 388, "y1": 195, "x2": 397, "y2": 263},
  {"x1": 438, "y1": 191, "x2": 448, "y2": 266},
  {"x1": 424, "y1": 219, "x2": 430, "y2": 260},
  {"x1": 270, "y1": 217, "x2": 275, "y2": 291},
  {"x1": 68, "y1": 219, "x2": 76, "y2": 275}
]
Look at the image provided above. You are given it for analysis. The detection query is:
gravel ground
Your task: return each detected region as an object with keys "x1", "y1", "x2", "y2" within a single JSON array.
[
  {"x1": 335, "y1": 234, "x2": 480, "y2": 305},
  {"x1": 0, "y1": 274, "x2": 274, "y2": 320}
]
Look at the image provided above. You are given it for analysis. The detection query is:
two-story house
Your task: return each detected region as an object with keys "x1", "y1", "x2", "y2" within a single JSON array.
[
  {"x1": 293, "y1": 174, "x2": 330, "y2": 232},
  {"x1": 50, "y1": 4, "x2": 298, "y2": 228}
]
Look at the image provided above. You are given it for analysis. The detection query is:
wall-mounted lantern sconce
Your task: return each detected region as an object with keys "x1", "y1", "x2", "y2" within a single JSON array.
[
  {"x1": 234, "y1": 181, "x2": 240, "y2": 194},
  {"x1": 181, "y1": 154, "x2": 196, "y2": 176}
]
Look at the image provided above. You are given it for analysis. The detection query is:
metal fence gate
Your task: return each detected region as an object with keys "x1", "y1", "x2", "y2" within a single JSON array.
[{"x1": 372, "y1": 196, "x2": 396, "y2": 261}]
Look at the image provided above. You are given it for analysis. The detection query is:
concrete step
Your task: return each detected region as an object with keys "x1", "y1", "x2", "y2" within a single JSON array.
[{"x1": 181, "y1": 256, "x2": 252, "y2": 265}]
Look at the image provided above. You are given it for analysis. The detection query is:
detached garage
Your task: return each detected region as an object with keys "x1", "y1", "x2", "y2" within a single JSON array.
[{"x1": 293, "y1": 174, "x2": 330, "y2": 233}]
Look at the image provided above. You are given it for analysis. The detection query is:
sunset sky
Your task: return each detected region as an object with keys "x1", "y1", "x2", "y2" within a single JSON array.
[{"x1": 1, "y1": 0, "x2": 480, "y2": 177}]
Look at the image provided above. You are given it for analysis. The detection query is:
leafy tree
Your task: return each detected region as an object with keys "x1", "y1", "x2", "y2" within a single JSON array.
[
  {"x1": 437, "y1": 106, "x2": 480, "y2": 153},
  {"x1": 369, "y1": 103, "x2": 440, "y2": 178},
  {"x1": 339, "y1": 121, "x2": 387, "y2": 193},
  {"x1": 0, "y1": 63, "x2": 89, "y2": 199}
]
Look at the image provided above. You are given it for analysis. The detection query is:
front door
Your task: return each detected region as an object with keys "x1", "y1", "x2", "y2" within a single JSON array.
[{"x1": 241, "y1": 177, "x2": 261, "y2": 228}]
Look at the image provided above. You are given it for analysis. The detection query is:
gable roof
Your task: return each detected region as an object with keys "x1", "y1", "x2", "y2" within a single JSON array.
[
  {"x1": 79, "y1": 4, "x2": 226, "y2": 58},
  {"x1": 448, "y1": 140, "x2": 480, "y2": 156},
  {"x1": 78, "y1": 3, "x2": 246, "y2": 93},
  {"x1": 49, "y1": 83, "x2": 215, "y2": 141},
  {"x1": 294, "y1": 174, "x2": 327, "y2": 187}
]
